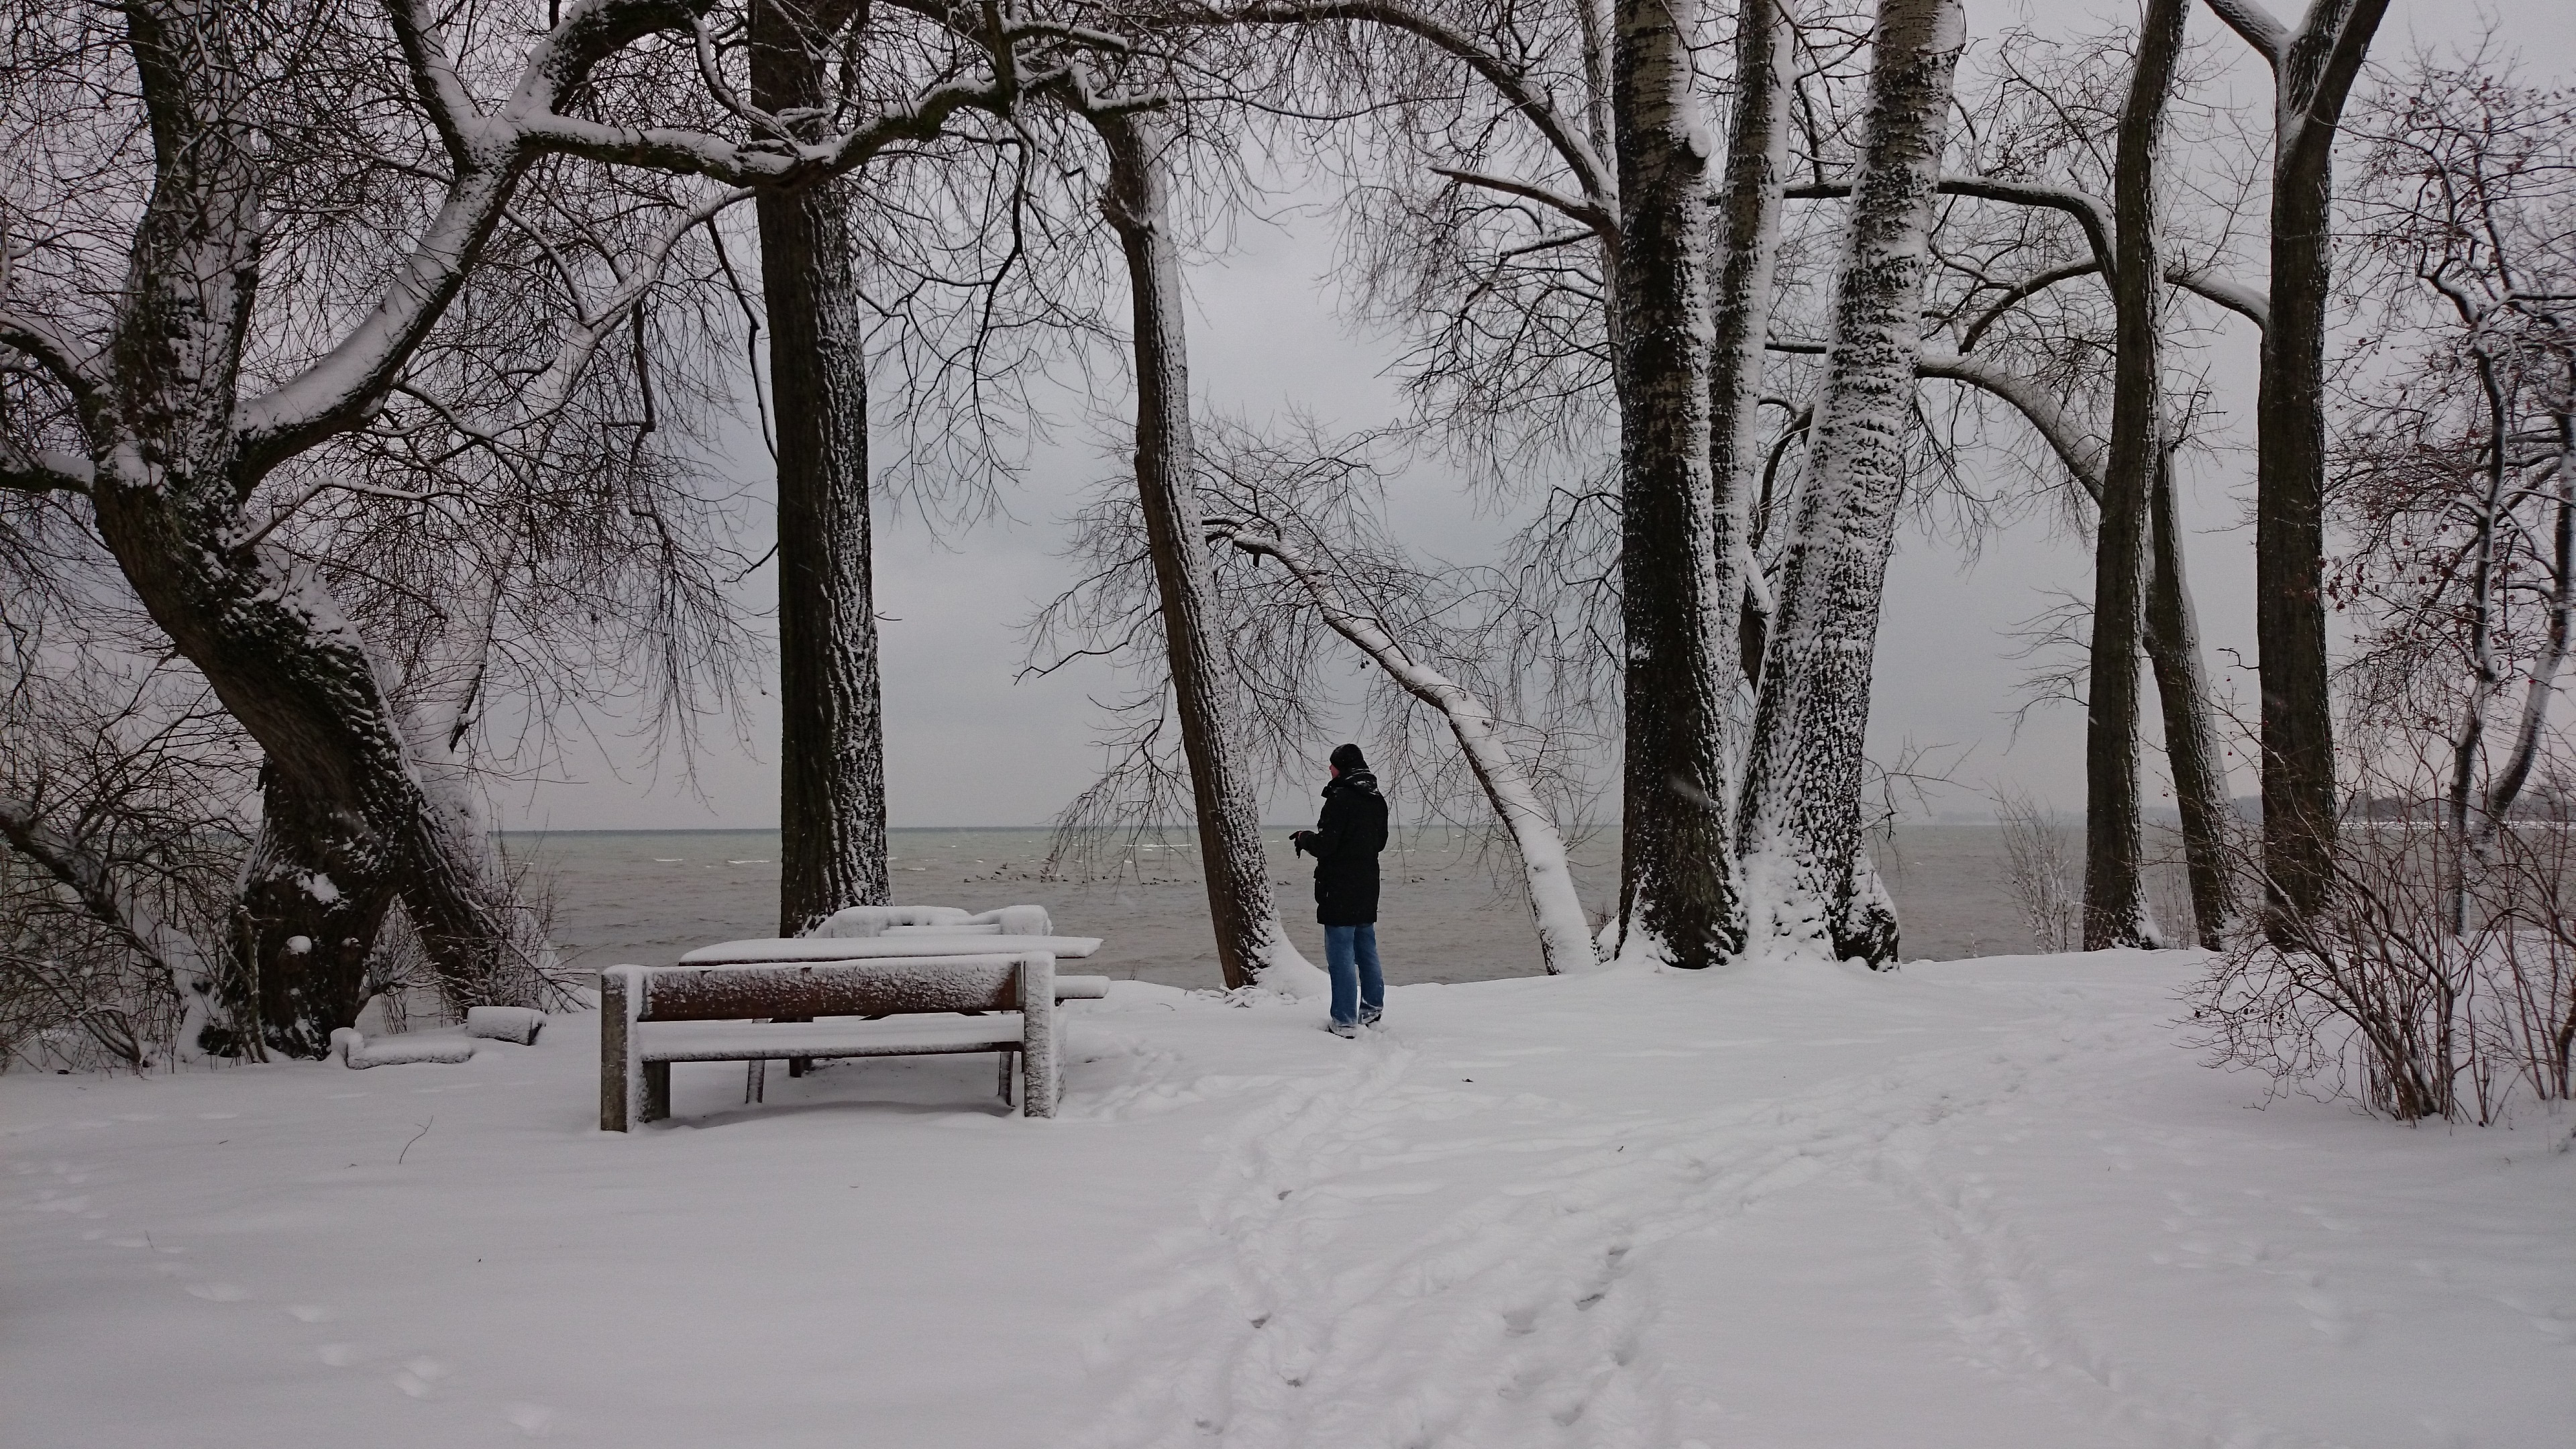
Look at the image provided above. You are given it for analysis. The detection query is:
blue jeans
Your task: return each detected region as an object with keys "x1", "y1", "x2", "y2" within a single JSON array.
[{"x1": 1324, "y1": 924, "x2": 1383, "y2": 1028}]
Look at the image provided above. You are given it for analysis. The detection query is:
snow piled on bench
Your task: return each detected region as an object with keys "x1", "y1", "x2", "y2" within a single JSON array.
[{"x1": 3, "y1": 951, "x2": 2567, "y2": 1447}]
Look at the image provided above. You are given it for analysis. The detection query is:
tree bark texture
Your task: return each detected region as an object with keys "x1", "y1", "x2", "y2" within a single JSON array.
[
  {"x1": 2083, "y1": 0, "x2": 2189, "y2": 951},
  {"x1": 1738, "y1": 0, "x2": 1966, "y2": 967},
  {"x1": 1609, "y1": 0, "x2": 1743, "y2": 968},
  {"x1": 1094, "y1": 111, "x2": 1293, "y2": 992},
  {"x1": 2207, "y1": 0, "x2": 2392, "y2": 932},
  {"x1": 1707, "y1": 0, "x2": 1792, "y2": 778},
  {"x1": 225, "y1": 771, "x2": 398, "y2": 1059},
  {"x1": 2145, "y1": 449, "x2": 2241, "y2": 947},
  {"x1": 753, "y1": 0, "x2": 892, "y2": 936},
  {"x1": 80, "y1": 1, "x2": 518, "y2": 1054}
]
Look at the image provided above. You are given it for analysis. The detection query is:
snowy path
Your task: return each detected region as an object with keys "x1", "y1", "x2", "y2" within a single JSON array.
[{"x1": 4, "y1": 953, "x2": 2569, "y2": 1446}]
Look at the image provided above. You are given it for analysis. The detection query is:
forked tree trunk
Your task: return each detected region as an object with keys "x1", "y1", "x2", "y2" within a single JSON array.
[
  {"x1": 2204, "y1": 0, "x2": 2394, "y2": 934},
  {"x1": 1609, "y1": 0, "x2": 1742, "y2": 968},
  {"x1": 1092, "y1": 111, "x2": 1310, "y2": 994},
  {"x1": 82, "y1": 1, "x2": 519, "y2": 1055},
  {"x1": 2145, "y1": 449, "x2": 2241, "y2": 947},
  {"x1": 2083, "y1": 0, "x2": 2188, "y2": 951},
  {"x1": 1738, "y1": 0, "x2": 1966, "y2": 967},
  {"x1": 753, "y1": 0, "x2": 891, "y2": 936}
]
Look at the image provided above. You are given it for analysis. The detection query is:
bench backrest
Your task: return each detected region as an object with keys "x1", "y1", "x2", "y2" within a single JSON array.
[{"x1": 613, "y1": 953, "x2": 1044, "y2": 1023}]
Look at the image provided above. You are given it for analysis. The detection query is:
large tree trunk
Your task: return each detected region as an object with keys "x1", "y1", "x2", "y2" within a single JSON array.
[
  {"x1": 1737, "y1": 0, "x2": 1966, "y2": 967},
  {"x1": 227, "y1": 773, "x2": 398, "y2": 1059},
  {"x1": 1092, "y1": 111, "x2": 1311, "y2": 994},
  {"x1": 83, "y1": 1, "x2": 517, "y2": 1055},
  {"x1": 2206, "y1": 0, "x2": 2393, "y2": 933},
  {"x1": 2145, "y1": 449, "x2": 2241, "y2": 947},
  {"x1": 2082, "y1": 0, "x2": 2188, "y2": 951},
  {"x1": 1608, "y1": 0, "x2": 1742, "y2": 968},
  {"x1": 753, "y1": 0, "x2": 891, "y2": 937}
]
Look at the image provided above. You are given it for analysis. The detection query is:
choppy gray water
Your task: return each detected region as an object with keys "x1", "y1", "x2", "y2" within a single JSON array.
[{"x1": 507, "y1": 824, "x2": 2139, "y2": 990}]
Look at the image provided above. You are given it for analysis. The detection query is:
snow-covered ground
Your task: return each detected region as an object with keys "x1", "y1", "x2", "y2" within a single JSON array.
[{"x1": 5, "y1": 951, "x2": 2569, "y2": 1448}]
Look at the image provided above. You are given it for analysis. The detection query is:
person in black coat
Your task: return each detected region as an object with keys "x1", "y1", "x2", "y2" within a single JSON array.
[{"x1": 1290, "y1": 743, "x2": 1389, "y2": 1034}]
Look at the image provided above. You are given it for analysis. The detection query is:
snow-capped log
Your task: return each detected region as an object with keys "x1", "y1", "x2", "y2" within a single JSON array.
[
  {"x1": 755, "y1": 0, "x2": 892, "y2": 937},
  {"x1": 0, "y1": 795, "x2": 223, "y2": 1065},
  {"x1": 1086, "y1": 98, "x2": 1314, "y2": 996},
  {"x1": 1207, "y1": 519, "x2": 1601, "y2": 976},
  {"x1": 1606, "y1": 0, "x2": 1745, "y2": 969},
  {"x1": 1738, "y1": 0, "x2": 1968, "y2": 967}
]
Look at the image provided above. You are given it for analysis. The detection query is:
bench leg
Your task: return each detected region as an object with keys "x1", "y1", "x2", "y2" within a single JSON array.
[
  {"x1": 643, "y1": 1061, "x2": 672, "y2": 1124},
  {"x1": 602, "y1": 967, "x2": 641, "y2": 1132},
  {"x1": 788, "y1": 1057, "x2": 810, "y2": 1077},
  {"x1": 1018, "y1": 957, "x2": 1059, "y2": 1118},
  {"x1": 745, "y1": 1058, "x2": 766, "y2": 1104},
  {"x1": 998, "y1": 1049, "x2": 1015, "y2": 1106}
]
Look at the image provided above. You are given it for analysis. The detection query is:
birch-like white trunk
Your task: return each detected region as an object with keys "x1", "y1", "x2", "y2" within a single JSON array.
[
  {"x1": 1738, "y1": 0, "x2": 1966, "y2": 966},
  {"x1": 1210, "y1": 522, "x2": 1600, "y2": 975}
]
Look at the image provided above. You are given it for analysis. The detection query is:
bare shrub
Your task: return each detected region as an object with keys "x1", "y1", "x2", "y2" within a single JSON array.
[
  {"x1": 2188, "y1": 806, "x2": 2576, "y2": 1124},
  {"x1": 1996, "y1": 793, "x2": 2082, "y2": 953}
]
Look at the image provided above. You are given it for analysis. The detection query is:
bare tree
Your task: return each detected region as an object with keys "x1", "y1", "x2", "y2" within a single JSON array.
[
  {"x1": 1207, "y1": 515, "x2": 1601, "y2": 974},
  {"x1": 2200, "y1": 0, "x2": 2394, "y2": 934},
  {"x1": 1078, "y1": 88, "x2": 1315, "y2": 993},
  {"x1": 1739, "y1": 0, "x2": 1966, "y2": 966},
  {"x1": 2337, "y1": 58, "x2": 2576, "y2": 932},
  {"x1": 0, "y1": 0, "x2": 1097, "y2": 1051}
]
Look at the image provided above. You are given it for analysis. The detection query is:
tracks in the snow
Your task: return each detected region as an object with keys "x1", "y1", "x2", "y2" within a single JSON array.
[{"x1": 1066, "y1": 1015, "x2": 2175, "y2": 1449}]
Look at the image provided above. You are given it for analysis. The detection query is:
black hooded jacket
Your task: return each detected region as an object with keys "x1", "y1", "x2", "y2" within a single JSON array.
[{"x1": 1299, "y1": 768, "x2": 1389, "y2": 926}]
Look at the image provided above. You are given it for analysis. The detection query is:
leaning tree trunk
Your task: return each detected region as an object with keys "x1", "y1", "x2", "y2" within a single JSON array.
[
  {"x1": 1737, "y1": 0, "x2": 1966, "y2": 967},
  {"x1": 81, "y1": 0, "x2": 516, "y2": 1055},
  {"x1": 753, "y1": 0, "x2": 890, "y2": 937},
  {"x1": 1092, "y1": 111, "x2": 1308, "y2": 994},
  {"x1": 1210, "y1": 521, "x2": 1600, "y2": 975},
  {"x1": 2082, "y1": 0, "x2": 2188, "y2": 951},
  {"x1": 2145, "y1": 449, "x2": 2241, "y2": 947},
  {"x1": 1609, "y1": 0, "x2": 1742, "y2": 968},
  {"x1": 2208, "y1": 0, "x2": 2393, "y2": 934}
]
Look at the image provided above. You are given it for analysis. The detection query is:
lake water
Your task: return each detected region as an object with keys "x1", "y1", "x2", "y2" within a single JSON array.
[{"x1": 504, "y1": 824, "x2": 2150, "y2": 989}]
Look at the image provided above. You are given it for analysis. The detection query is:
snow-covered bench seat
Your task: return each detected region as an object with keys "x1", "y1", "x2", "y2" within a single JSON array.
[{"x1": 599, "y1": 952, "x2": 1065, "y2": 1130}]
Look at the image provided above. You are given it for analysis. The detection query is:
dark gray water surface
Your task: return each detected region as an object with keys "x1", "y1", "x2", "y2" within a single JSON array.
[{"x1": 511, "y1": 824, "x2": 2139, "y2": 990}]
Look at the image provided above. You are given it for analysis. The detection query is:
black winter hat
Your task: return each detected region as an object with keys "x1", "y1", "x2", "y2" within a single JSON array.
[{"x1": 1330, "y1": 742, "x2": 1368, "y2": 772}]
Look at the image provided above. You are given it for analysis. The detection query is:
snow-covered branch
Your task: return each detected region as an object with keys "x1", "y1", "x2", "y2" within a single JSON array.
[
  {"x1": 1790, "y1": 174, "x2": 2116, "y2": 277},
  {"x1": 1195, "y1": 1, "x2": 1617, "y2": 220},
  {"x1": 0, "y1": 441, "x2": 95, "y2": 496},
  {"x1": 1207, "y1": 516, "x2": 1600, "y2": 975},
  {"x1": 2165, "y1": 264, "x2": 2270, "y2": 331},
  {"x1": 2200, "y1": 0, "x2": 2288, "y2": 71}
]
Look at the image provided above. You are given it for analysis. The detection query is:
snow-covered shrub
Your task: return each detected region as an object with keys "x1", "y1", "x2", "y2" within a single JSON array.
[{"x1": 1994, "y1": 793, "x2": 2082, "y2": 953}]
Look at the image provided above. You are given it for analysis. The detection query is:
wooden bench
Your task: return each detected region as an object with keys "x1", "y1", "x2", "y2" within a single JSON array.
[{"x1": 600, "y1": 951, "x2": 1067, "y2": 1130}]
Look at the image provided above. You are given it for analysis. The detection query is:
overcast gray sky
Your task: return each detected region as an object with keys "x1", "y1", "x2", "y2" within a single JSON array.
[{"x1": 494, "y1": 0, "x2": 2576, "y2": 832}]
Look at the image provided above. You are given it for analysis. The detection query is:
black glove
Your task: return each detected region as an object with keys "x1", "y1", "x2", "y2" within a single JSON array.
[{"x1": 1290, "y1": 830, "x2": 1311, "y2": 856}]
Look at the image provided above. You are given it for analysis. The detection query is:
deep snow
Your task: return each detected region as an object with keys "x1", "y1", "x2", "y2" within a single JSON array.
[{"x1": 4, "y1": 951, "x2": 2569, "y2": 1447}]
